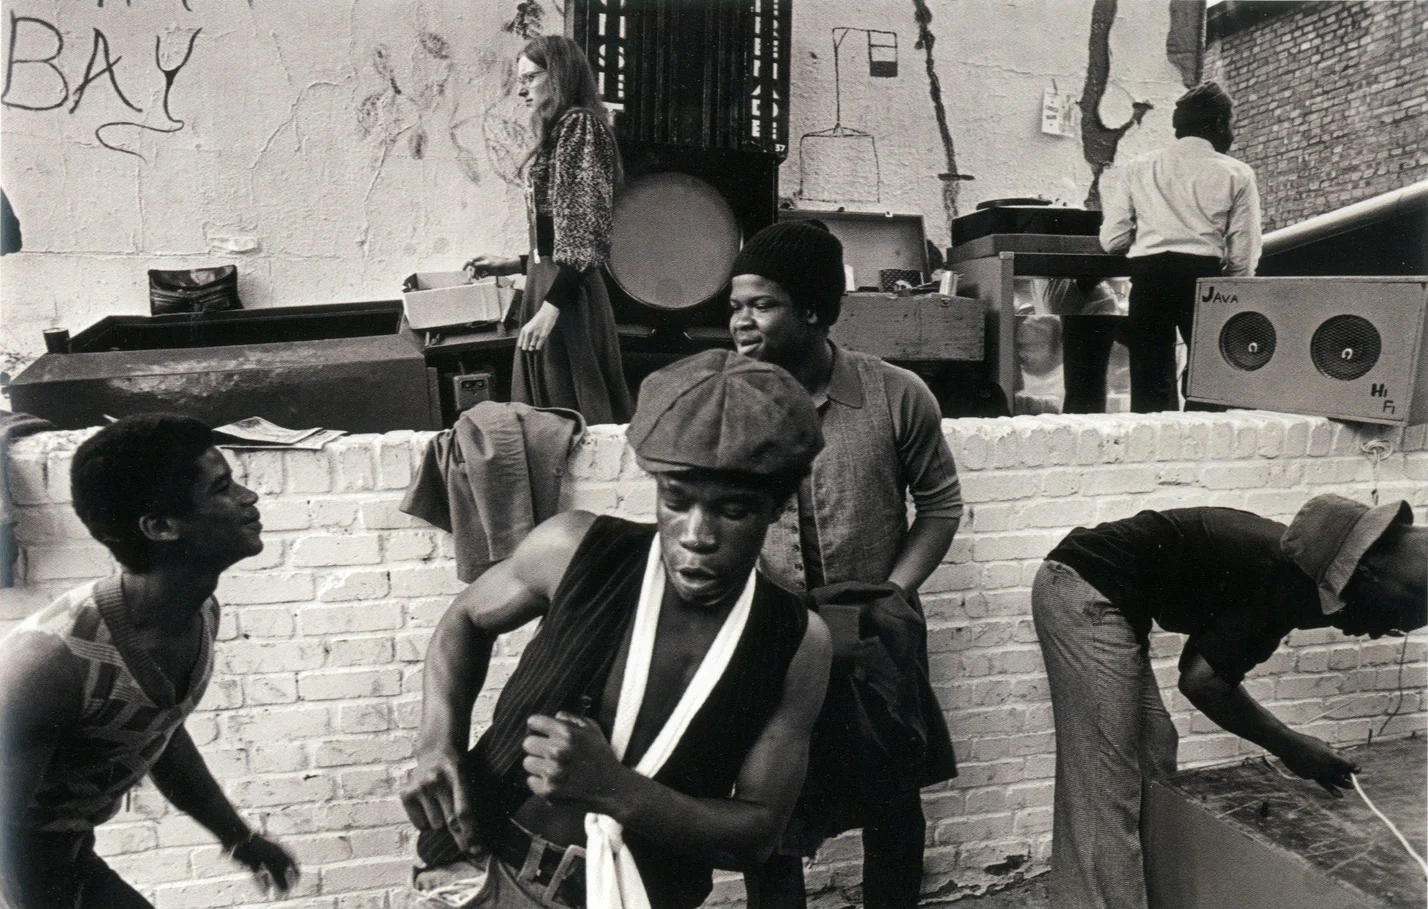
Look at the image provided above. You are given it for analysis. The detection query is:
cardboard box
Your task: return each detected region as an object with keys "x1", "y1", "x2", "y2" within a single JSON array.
[{"x1": 403, "y1": 272, "x2": 516, "y2": 330}]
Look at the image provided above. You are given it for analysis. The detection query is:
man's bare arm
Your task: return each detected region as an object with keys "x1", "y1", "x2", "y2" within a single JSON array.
[
  {"x1": 402, "y1": 510, "x2": 596, "y2": 848},
  {"x1": 0, "y1": 635, "x2": 80, "y2": 828},
  {"x1": 1179, "y1": 648, "x2": 1357, "y2": 794},
  {"x1": 523, "y1": 613, "x2": 833, "y2": 869},
  {"x1": 149, "y1": 725, "x2": 298, "y2": 891}
]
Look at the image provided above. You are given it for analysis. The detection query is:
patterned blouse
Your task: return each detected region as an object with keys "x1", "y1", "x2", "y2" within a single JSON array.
[{"x1": 527, "y1": 107, "x2": 618, "y2": 272}]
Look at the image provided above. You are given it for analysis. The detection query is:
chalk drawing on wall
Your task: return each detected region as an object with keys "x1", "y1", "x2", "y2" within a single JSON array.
[
  {"x1": 503, "y1": 1, "x2": 547, "y2": 40},
  {"x1": 356, "y1": 32, "x2": 537, "y2": 188},
  {"x1": 797, "y1": 27, "x2": 898, "y2": 205},
  {"x1": 358, "y1": 32, "x2": 488, "y2": 184},
  {"x1": 1, "y1": 13, "x2": 203, "y2": 160},
  {"x1": 910, "y1": 0, "x2": 971, "y2": 233},
  {"x1": 1079, "y1": 0, "x2": 1153, "y2": 209}
]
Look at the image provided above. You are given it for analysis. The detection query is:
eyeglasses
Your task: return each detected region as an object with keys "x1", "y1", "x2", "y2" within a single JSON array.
[{"x1": 518, "y1": 69, "x2": 548, "y2": 87}]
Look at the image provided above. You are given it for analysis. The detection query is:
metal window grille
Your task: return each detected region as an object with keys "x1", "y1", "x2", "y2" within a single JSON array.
[{"x1": 570, "y1": 0, "x2": 791, "y2": 157}]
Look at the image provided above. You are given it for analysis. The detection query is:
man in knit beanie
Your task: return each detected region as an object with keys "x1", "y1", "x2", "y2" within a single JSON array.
[
  {"x1": 730, "y1": 221, "x2": 964, "y2": 909},
  {"x1": 1100, "y1": 80, "x2": 1262, "y2": 412},
  {"x1": 405, "y1": 350, "x2": 832, "y2": 909}
]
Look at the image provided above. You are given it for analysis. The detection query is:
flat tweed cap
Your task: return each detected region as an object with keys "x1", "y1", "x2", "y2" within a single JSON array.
[
  {"x1": 1280, "y1": 494, "x2": 1414, "y2": 615},
  {"x1": 628, "y1": 349, "x2": 823, "y2": 478}
]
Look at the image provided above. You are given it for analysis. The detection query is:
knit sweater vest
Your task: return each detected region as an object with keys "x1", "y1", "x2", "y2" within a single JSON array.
[{"x1": 14, "y1": 577, "x2": 217, "y2": 833}]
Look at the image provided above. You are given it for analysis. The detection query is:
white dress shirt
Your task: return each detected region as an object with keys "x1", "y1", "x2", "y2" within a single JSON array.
[{"x1": 1099, "y1": 136, "x2": 1263, "y2": 276}]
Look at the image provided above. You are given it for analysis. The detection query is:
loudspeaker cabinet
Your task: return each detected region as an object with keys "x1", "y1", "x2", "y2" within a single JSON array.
[{"x1": 1187, "y1": 276, "x2": 1428, "y2": 426}]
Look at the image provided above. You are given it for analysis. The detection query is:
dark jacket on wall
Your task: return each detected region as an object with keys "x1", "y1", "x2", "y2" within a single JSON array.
[{"x1": 400, "y1": 401, "x2": 585, "y2": 581}]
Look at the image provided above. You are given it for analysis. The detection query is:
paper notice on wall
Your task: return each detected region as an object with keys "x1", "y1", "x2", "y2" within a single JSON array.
[{"x1": 1041, "y1": 88, "x2": 1078, "y2": 137}]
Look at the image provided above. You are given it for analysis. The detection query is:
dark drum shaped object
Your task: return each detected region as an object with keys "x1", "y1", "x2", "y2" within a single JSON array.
[
  {"x1": 7, "y1": 301, "x2": 441, "y2": 432},
  {"x1": 608, "y1": 172, "x2": 743, "y2": 311}
]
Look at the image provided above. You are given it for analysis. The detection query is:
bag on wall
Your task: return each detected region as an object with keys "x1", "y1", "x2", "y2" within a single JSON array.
[{"x1": 148, "y1": 266, "x2": 242, "y2": 315}]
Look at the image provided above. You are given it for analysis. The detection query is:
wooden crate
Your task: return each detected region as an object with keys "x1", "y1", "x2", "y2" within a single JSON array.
[{"x1": 830, "y1": 292, "x2": 983, "y2": 362}]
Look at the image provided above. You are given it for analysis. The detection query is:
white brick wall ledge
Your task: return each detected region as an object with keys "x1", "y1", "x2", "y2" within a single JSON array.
[{"x1": 3, "y1": 411, "x2": 1425, "y2": 907}]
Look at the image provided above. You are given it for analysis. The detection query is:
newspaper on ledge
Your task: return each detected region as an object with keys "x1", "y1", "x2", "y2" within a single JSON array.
[{"x1": 213, "y1": 416, "x2": 345, "y2": 451}]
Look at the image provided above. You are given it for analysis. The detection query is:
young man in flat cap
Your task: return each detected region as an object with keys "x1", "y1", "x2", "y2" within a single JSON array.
[
  {"x1": 403, "y1": 350, "x2": 832, "y2": 909},
  {"x1": 729, "y1": 220, "x2": 963, "y2": 909},
  {"x1": 1032, "y1": 495, "x2": 1427, "y2": 909},
  {"x1": 0, "y1": 415, "x2": 299, "y2": 909},
  {"x1": 1100, "y1": 81, "x2": 1262, "y2": 412}
]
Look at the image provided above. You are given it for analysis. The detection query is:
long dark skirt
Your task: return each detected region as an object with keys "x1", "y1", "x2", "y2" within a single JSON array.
[{"x1": 512, "y1": 259, "x2": 633, "y2": 425}]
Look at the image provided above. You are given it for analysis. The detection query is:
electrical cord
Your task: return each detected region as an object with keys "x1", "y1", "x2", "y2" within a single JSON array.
[
  {"x1": 1377, "y1": 633, "x2": 1412, "y2": 738},
  {"x1": 1351, "y1": 772, "x2": 1428, "y2": 876}
]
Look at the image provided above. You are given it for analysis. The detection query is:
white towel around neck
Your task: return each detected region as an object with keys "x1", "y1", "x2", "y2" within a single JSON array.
[{"x1": 584, "y1": 537, "x2": 756, "y2": 909}]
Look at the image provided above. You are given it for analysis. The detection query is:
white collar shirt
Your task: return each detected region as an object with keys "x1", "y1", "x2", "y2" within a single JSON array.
[{"x1": 1099, "y1": 136, "x2": 1263, "y2": 276}]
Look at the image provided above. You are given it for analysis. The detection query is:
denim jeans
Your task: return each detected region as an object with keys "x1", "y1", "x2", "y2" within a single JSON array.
[{"x1": 1031, "y1": 560, "x2": 1179, "y2": 909}]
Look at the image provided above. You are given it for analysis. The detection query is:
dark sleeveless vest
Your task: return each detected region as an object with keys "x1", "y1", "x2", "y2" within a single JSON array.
[{"x1": 474, "y1": 515, "x2": 808, "y2": 909}]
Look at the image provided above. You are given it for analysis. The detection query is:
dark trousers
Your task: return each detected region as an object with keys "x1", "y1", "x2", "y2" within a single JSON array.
[
  {"x1": 1061, "y1": 315, "x2": 1124, "y2": 414},
  {"x1": 1124, "y1": 253, "x2": 1224, "y2": 413},
  {"x1": 1, "y1": 832, "x2": 154, "y2": 909},
  {"x1": 747, "y1": 788, "x2": 926, "y2": 909}
]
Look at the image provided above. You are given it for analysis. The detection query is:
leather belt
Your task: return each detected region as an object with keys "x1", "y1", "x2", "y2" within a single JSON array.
[{"x1": 491, "y1": 818, "x2": 586, "y2": 909}]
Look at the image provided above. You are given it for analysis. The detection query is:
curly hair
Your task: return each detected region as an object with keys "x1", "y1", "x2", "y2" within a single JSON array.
[
  {"x1": 518, "y1": 35, "x2": 622, "y2": 182},
  {"x1": 1172, "y1": 81, "x2": 1234, "y2": 139},
  {"x1": 70, "y1": 414, "x2": 214, "y2": 572}
]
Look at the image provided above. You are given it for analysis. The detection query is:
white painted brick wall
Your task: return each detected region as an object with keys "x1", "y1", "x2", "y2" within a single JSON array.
[{"x1": 3, "y1": 414, "x2": 1425, "y2": 908}]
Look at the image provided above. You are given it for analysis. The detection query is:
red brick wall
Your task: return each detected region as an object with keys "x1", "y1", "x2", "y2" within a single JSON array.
[{"x1": 1205, "y1": 2, "x2": 1428, "y2": 231}]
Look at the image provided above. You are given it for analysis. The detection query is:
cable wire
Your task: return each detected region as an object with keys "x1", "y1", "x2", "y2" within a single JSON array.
[{"x1": 1351, "y1": 772, "x2": 1428, "y2": 876}]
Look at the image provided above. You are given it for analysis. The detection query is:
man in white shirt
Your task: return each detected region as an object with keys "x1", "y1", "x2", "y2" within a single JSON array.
[{"x1": 1099, "y1": 82, "x2": 1262, "y2": 412}]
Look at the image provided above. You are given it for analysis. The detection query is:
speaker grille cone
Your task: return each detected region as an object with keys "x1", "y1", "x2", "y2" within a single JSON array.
[
  {"x1": 1219, "y1": 312, "x2": 1276, "y2": 371},
  {"x1": 608, "y1": 173, "x2": 742, "y2": 311},
  {"x1": 1311, "y1": 315, "x2": 1381, "y2": 381}
]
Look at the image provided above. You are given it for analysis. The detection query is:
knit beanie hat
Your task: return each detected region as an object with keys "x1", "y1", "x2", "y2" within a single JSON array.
[{"x1": 729, "y1": 221, "x2": 846, "y2": 327}]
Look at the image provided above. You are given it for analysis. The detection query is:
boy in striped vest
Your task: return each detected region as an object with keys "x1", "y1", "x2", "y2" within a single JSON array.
[{"x1": 1, "y1": 415, "x2": 298, "y2": 908}]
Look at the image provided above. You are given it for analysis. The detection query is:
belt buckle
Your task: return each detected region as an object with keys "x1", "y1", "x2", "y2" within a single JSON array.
[
  {"x1": 517, "y1": 831, "x2": 585, "y2": 908},
  {"x1": 544, "y1": 844, "x2": 585, "y2": 906}
]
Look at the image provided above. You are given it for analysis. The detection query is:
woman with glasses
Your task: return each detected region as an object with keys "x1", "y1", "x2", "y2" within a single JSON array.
[{"x1": 465, "y1": 36, "x2": 633, "y2": 424}]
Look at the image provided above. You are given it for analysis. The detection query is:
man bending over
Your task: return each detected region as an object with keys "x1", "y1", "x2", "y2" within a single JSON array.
[{"x1": 1032, "y1": 495, "x2": 1426, "y2": 909}]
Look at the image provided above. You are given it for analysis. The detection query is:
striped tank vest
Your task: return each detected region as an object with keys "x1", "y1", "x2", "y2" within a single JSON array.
[
  {"x1": 473, "y1": 515, "x2": 809, "y2": 909},
  {"x1": 12, "y1": 577, "x2": 218, "y2": 833}
]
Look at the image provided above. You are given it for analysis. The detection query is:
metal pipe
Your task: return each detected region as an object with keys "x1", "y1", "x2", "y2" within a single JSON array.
[{"x1": 1262, "y1": 178, "x2": 1428, "y2": 257}]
